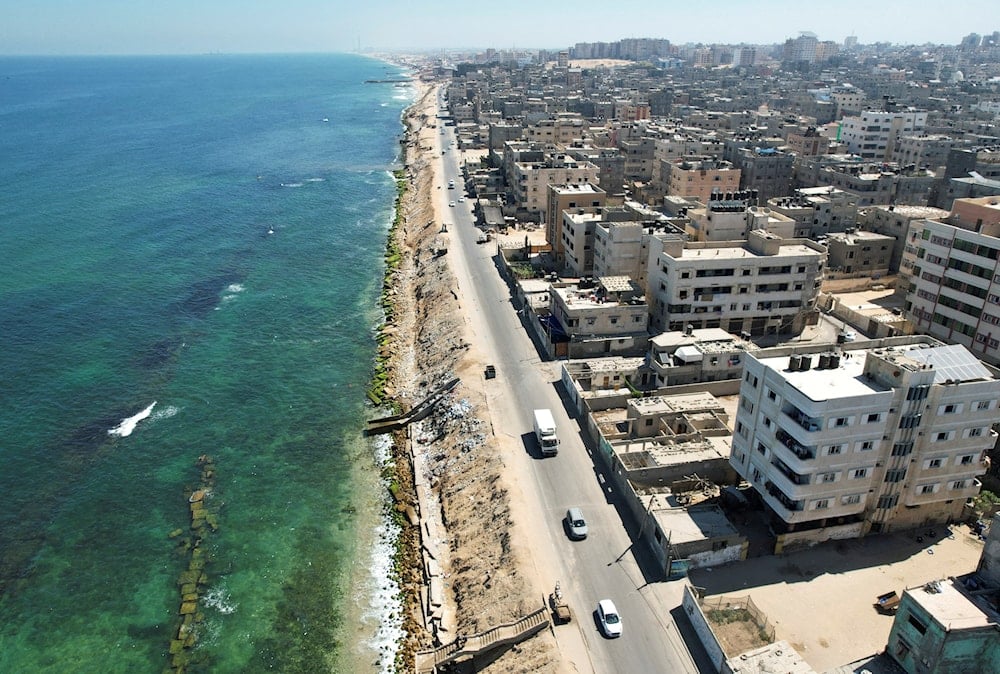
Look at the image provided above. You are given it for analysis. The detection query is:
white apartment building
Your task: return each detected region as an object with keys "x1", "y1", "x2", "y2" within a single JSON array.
[
  {"x1": 646, "y1": 230, "x2": 825, "y2": 336},
  {"x1": 730, "y1": 339, "x2": 996, "y2": 538},
  {"x1": 901, "y1": 197, "x2": 1000, "y2": 365},
  {"x1": 839, "y1": 109, "x2": 928, "y2": 161}
]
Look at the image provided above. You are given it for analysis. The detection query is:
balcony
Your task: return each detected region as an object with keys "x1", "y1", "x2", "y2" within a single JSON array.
[
  {"x1": 782, "y1": 408, "x2": 822, "y2": 434},
  {"x1": 763, "y1": 480, "x2": 805, "y2": 521},
  {"x1": 771, "y1": 458, "x2": 810, "y2": 485},
  {"x1": 775, "y1": 427, "x2": 816, "y2": 460}
]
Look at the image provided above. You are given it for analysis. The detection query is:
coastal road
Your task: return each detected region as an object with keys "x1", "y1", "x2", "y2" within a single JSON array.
[{"x1": 434, "y1": 121, "x2": 700, "y2": 673}]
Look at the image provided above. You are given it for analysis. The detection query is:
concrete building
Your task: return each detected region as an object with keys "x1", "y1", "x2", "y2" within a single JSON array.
[
  {"x1": 648, "y1": 327, "x2": 757, "y2": 387},
  {"x1": 732, "y1": 146, "x2": 795, "y2": 202},
  {"x1": 646, "y1": 230, "x2": 825, "y2": 336},
  {"x1": 887, "y1": 577, "x2": 1000, "y2": 674},
  {"x1": 730, "y1": 338, "x2": 996, "y2": 546},
  {"x1": 893, "y1": 134, "x2": 959, "y2": 172},
  {"x1": 768, "y1": 186, "x2": 859, "y2": 238},
  {"x1": 839, "y1": 109, "x2": 929, "y2": 161},
  {"x1": 686, "y1": 196, "x2": 796, "y2": 243},
  {"x1": 548, "y1": 276, "x2": 649, "y2": 358},
  {"x1": 545, "y1": 182, "x2": 607, "y2": 264},
  {"x1": 825, "y1": 230, "x2": 894, "y2": 280},
  {"x1": 786, "y1": 128, "x2": 831, "y2": 157},
  {"x1": 663, "y1": 158, "x2": 742, "y2": 206},
  {"x1": 901, "y1": 196, "x2": 1000, "y2": 365},
  {"x1": 863, "y1": 204, "x2": 949, "y2": 273}
]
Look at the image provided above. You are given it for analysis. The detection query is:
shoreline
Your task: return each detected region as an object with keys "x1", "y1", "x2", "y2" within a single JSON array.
[{"x1": 373, "y1": 69, "x2": 561, "y2": 672}]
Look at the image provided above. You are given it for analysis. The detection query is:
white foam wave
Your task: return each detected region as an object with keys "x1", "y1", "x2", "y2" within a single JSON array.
[
  {"x1": 108, "y1": 401, "x2": 156, "y2": 437},
  {"x1": 280, "y1": 182, "x2": 303, "y2": 188},
  {"x1": 152, "y1": 405, "x2": 179, "y2": 421},
  {"x1": 361, "y1": 509, "x2": 403, "y2": 672},
  {"x1": 304, "y1": 177, "x2": 325, "y2": 183},
  {"x1": 203, "y1": 586, "x2": 237, "y2": 615},
  {"x1": 380, "y1": 102, "x2": 388, "y2": 107},
  {"x1": 226, "y1": 283, "x2": 244, "y2": 293}
]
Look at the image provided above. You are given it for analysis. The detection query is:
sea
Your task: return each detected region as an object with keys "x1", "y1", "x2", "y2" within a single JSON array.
[{"x1": 0, "y1": 53, "x2": 412, "y2": 673}]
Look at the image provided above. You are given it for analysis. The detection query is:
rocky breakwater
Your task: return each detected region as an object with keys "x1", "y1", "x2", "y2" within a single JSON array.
[{"x1": 165, "y1": 454, "x2": 219, "y2": 672}]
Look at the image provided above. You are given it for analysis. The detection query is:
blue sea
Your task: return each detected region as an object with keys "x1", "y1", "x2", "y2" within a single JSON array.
[{"x1": 0, "y1": 53, "x2": 411, "y2": 672}]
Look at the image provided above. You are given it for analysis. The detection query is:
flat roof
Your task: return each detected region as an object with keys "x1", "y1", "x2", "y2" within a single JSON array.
[
  {"x1": 759, "y1": 350, "x2": 891, "y2": 401},
  {"x1": 906, "y1": 579, "x2": 993, "y2": 630},
  {"x1": 651, "y1": 504, "x2": 739, "y2": 545},
  {"x1": 679, "y1": 243, "x2": 821, "y2": 261}
]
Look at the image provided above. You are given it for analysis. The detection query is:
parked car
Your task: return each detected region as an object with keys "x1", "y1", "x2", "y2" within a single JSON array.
[
  {"x1": 840, "y1": 330, "x2": 857, "y2": 342},
  {"x1": 565, "y1": 507, "x2": 588, "y2": 540},
  {"x1": 597, "y1": 599, "x2": 622, "y2": 638},
  {"x1": 449, "y1": 201, "x2": 455, "y2": 207}
]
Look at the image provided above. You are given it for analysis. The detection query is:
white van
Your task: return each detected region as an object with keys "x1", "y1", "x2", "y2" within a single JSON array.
[{"x1": 533, "y1": 408, "x2": 559, "y2": 456}]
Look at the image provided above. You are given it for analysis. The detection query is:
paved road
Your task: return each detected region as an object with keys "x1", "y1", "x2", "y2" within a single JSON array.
[{"x1": 434, "y1": 115, "x2": 699, "y2": 673}]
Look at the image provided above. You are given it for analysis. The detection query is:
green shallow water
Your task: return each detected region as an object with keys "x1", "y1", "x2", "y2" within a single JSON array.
[{"x1": 0, "y1": 53, "x2": 410, "y2": 672}]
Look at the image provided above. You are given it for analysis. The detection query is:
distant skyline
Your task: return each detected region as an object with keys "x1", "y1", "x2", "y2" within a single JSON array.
[{"x1": 2, "y1": 0, "x2": 997, "y2": 56}]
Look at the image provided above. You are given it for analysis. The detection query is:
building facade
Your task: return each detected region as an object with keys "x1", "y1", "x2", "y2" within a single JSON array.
[{"x1": 730, "y1": 339, "x2": 996, "y2": 540}]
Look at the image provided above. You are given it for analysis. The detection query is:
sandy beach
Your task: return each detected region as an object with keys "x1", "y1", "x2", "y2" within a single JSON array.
[{"x1": 380, "y1": 76, "x2": 561, "y2": 672}]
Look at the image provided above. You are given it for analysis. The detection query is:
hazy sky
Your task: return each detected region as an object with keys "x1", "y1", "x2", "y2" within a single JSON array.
[{"x1": 2, "y1": 0, "x2": 997, "y2": 55}]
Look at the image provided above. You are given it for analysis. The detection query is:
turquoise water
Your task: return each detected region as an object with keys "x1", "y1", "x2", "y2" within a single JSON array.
[{"x1": 0, "y1": 53, "x2": 410, "y2": 672}]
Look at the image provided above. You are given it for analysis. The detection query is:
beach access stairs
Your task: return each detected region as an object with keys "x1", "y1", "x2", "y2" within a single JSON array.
[
  {"x1": 414, "y1": 605, "x2": 550, "y2": 673},
  {"x1": 365, "y1": 377, "x2": 460, "y2": 436}
]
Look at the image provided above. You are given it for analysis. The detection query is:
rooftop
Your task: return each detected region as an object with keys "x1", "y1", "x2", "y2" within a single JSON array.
[
  {"x1": 758, "y1": 349, "x2": 890, "y2": 401},
  {"x1": 906, "y1": 578, "x2": 994, "y2": 630}
]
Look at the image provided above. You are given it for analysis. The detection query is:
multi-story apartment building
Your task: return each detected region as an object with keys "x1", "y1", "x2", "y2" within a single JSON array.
[
  {"x1": 545, "y1": 182, "x2": 607, "y2": 263},
  {"x1": 839, "y1": 109, "x2": 929, "y2": 161},
  {"x1": 730, "y1": 338, "x2": 996, "y2": 539},
  {"x1": 508, "y1": 152, "x2": 600, "y2": 219},
  {"x1": 561, "y1": 202, "x2": 682, "y2": 278},
  {"x1": 786, "y1": 128, "x2": 831, "y2": 157},
  {"x1": 892, "y1": 134, "x2": 959, "y2": 172},
  {"x1": 825, "y1": 230, "x2": 893, "y2": 279},
  {"x1": 732, "y1": 146, "x2": 795, "y2": 202},
  {"x1": 768, "y1": 186, "x2": 859, "y2": 238},
  {"x1": 686, "y1": 195, "x2": 796, "y2": 242},
  {"x1": 862, "y1": 204, "x2": 948, "y2": 273},
  {"x1": 663, "y1": 158, "x2": 741, "y2": 205},
  {"x1": 646, "y1": 229, "x2": 825, "y2": 335},
  {"x1": 901, "y1": 196, "x2": 1000, "y2": 365}
]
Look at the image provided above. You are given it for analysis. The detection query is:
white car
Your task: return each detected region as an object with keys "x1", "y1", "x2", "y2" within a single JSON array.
[
  {"x1": 597, "y1": 599, "x2": 622, "y2": 638},
  {"x1": 458, "y1": 196, "x2": 466, "y2": 202},
  {"x1": 840, "y1": 330, "x2": 857, "y2": 342},
  {"x1": 448, "y1": 201, "x2": 456, "y2": 207}
]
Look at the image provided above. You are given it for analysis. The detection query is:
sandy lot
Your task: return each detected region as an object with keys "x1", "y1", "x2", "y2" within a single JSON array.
[{"x1": 688, "y1": 524, "x2": 985, "y2": 672}]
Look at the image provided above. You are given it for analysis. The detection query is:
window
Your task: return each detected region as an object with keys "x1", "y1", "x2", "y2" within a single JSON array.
[
  {"x1": 885, "y1": 469, "x2": 906, "y2": 483},
  {"x1": 860, "y1": 441, "x2": 874, "y2": 451},
  {"x1": 852, "y1": 468, "x2": 869, "y2": 479},
  {"x1": 814, "y1": 499, "x2": 830, "y2": 510},
  {"x1": 835, "y1": 417, "x2": 849, "y2": 427},
  {"x1": 969, "y1": 427, "x2": 984, "y2": 438},
  {"x1": 919, "y1": 484, "x2": 937, "y2": 494},
  {"x1": 951, "y1": 480, "x2": 968, "y2": 490},
  {"x1": 763, "y1": 417, "x2": 772, "y2": 429},
  {"x1": 866, "y1": 413, "x2": 881, "y2": 423},
  {"x1": 828, "y1": 444, "x2": 843, "y2": 455},
  {"x1": 821, "y1": 472, "x2": 836, "y2": 483},
  {"x1": 927, "y1": 458, "x2": 943, "y2": 469},
  {"x1": 935, "y1": 431, "x2": 951, "y2": 442},
  {"x1": 645, "y1": 418, "x2": 654, "y2": 426},
  {"x1": 977, "y1": 400, "x2": 991, "y2": 410},
  {"x1": 960, "y1": 454, "x2": 975, "y2": 465},
  {"x1": 907, "y1": 614, "x2": 928, "y2": 635},
  {"x1": 767, "y1": 390, "x2": 777, "y2": 401},
  {"x1": 842, "y1": 494, "x2": 862, "y2": 505}
]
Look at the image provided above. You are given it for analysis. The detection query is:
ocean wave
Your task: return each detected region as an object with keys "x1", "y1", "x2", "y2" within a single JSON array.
[
  {"x1": 108, "y1": 401, "x2": 156, "y2": 437},
  {"x1": 152, "y1": 405, "x2": 179, "y2": 421},
  {"x1": 280, "y1": 182, "x2": 303, "y2": 188},
  {"x1": 203, "y1": 586, "x2": 237, "y2": 615},
  {"x1": 360, "y1": 508, "x2": 403, "y2": 673},
  {"x1": 304, "y1": 177, "x2": 325, "y2": 183}
]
